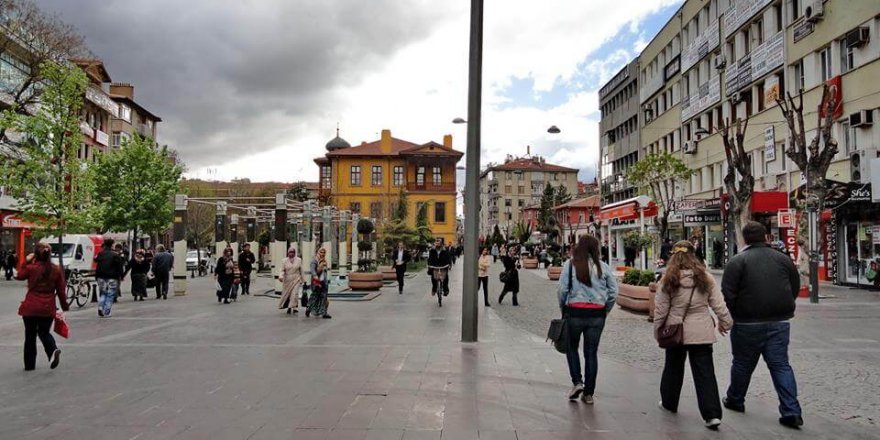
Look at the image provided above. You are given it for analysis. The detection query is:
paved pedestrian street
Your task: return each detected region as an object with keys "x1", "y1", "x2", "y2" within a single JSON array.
[{"x1": 0, "y1": 265, "x2": 877, "y2": 439}]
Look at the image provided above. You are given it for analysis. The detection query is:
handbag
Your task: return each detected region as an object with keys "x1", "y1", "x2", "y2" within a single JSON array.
[
  {"x1": 53, "y1": 310, "x2": 69, "y2": 339},
  {"x1": 546, "y1": 263, "x2": 574, "y2": 354},
  {"x1": 657, "y1": 286, "x2": 696, "y2": 349},
  {"x1": 300, "y1": 289, "x2": 309, "y2": 308},
  {"x1": 499, "y1": 270, "x2": 510, "y2": 284}
]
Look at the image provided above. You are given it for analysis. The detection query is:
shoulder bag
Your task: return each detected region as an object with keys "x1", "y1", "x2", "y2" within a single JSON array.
[
  {"x1": 657, "y1": 285, "x2": 696, "y2": 349},
  {"x1": 546, "y1": 264, "x2": 574, "y2": 354}
]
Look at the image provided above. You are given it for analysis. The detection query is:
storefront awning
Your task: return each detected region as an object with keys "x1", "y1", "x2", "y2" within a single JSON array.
[
  {"x1": 750, "y1": 191, "x2": 788, "y2": 214},
  {"x1": 599, "y1": 196, "x2": 658, "y2": 222}
]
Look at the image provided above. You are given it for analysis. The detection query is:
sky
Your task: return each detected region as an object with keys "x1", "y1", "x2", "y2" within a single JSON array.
[{"x1": 36, "y1": 0, "x2": 682, "y2": 185}]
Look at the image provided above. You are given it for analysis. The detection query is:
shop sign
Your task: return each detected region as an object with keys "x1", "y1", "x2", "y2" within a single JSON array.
[
  {"x1": 724, "y1": 31, "x2": 784, "y2": 94},
  {"x1": 782, "y1": 227, "x2": 798, "y2": 259},
  {"x1": 681, "y1": 78, "x2": 721, "y2": 121},
  {"x1": 793, "y1": 19, "x2": 814, "y2": 43},
  {"x1": 764, "y1": 75, "x2": 780, "y2": 104},
  {"x1": 820, "y1": 76, "x2": 843, "y2": 120},
  {"x1": 671, "y1": 198, "x2": 721, "y2": 212},
  {"x1": 681, "y1": 19, "x2": 720, "y2": 72},
  {"x1": 724, "y1": 0, "x2": 774, "y2": 39},
  {"x1": 827, "y1": 211, "x2": 838, "y2": 282},
  {"x1": 873, "y1": 226, "x2": 880, "y2": 245},
  {"x1": 764, "y1": 126, "x2": 776, "y2": 162},
  {"x1": 850, "y1": 183, "x2": 872, "y2": 203},
  {"x1": 683, "y1": 211, "x2": 721, "y2": 226},
  {"x1": 777, "y1": 209, "x2": 796, "y2": 228},
  {"x1": 664, "y1": 55, "x2": 681, "y2": 82}
]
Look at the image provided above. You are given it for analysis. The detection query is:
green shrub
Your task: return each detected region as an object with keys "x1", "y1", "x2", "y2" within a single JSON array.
[
  {"x1": 639, "y1": 270, "x2": 656, "y2": 286},
  {"x1": 623, "y1": 269, "x2": 655, "y2": 286}
]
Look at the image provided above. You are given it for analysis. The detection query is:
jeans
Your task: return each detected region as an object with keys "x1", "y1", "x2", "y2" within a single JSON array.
[
  {"x1": 478, "y1": 276, "x2": 489, "y2": 304},
  {"x1": 660, "y1": 344, "x2": 722, "y2": 420},
  {"x1": 565, "y1": 316, "x2": 606, "y2": 394},
  {"x1": 23, "y1": 316, "x2": 57, "y2": 370},
  {"x1": 97, "y1": 278, "x2": 119, "y2": 315},
  {"x1": 726, "y1": 321, "x2": 802, "y2": 417},
  {"x1": 155, "y1": 271, "x2": 170, "y2": 298}
]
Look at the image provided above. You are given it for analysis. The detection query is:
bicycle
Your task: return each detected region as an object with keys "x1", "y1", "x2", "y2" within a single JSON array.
[
  {"x1": 428, "y1": 265, "x2": 449, "y2": 307},
  {"x1": 65, "y1": 271, "x2": 92, "y2": 308}
]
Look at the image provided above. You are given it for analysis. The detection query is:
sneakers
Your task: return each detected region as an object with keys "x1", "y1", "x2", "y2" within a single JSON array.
[
  {"x1": 98, "y1": 309, "x2": 104, "y2": 317},
  {"x1": 722, "y1": 397, "x2": 745, "y2": 413},
  {"x1": 49, "y1": 349, "x2": 61, "y2": 369},
  {"x1": 582, "y1": 394, "x2": 594, "y2": 405},
  {"x1": 658, "y1": 401, "x2": 675, "y2": 413},
  {"x1": 568, "y1": 384, "x2": 584, "y2": 401},
  {"x1": 705, "y1": 418, "x2": 722, "y2": 430},
  {"x1": 779, "y1": 415, "x2": 804, "y2": 429},
  {"x1": 322, "y1": 314, "x2": 332, "y2": 319}
]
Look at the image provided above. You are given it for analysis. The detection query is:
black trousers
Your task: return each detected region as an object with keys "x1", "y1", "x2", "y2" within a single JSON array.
[
  {"x1": 430, "y1": 274, "x2": 449, "y2": 294},
  {"x1": 5, "y1": 266, "x2": 13, "y2": 280},
  {"x1": 660, "y1": 344, "x2": 722, "y2": 420},
  {"x1": 396, "y1": 266, "x2": 406, "y2": 292},
  {"x1": 23, "y1": 316, "x2": 57, "y2": 370},
  {"x1": 479, "y1": 276, "x2": 489, "y2": 304},
  {"x1": 241, "y1": 270, "x2": 252, "y2": 294},
  {"x1": 155, "y1": 271, "x2": 170, "y2": 298}
]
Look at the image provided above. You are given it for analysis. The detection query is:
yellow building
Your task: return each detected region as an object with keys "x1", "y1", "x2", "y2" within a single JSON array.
[{"x1": 314, "y1": 129, "x2": 463, "y2": 244}]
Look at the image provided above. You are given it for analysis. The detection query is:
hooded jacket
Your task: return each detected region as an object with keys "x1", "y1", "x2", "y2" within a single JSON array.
[{"x1": 654, "y1": 270, "x2": 733, "y2": 345}]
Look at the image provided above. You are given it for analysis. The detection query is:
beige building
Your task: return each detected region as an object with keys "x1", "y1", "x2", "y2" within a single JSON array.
[
  {"x1": 478, "y1": 156, "x2": 578, "y2": 239},
  {"x1": 109, "y1": 83, "x2": 161, "y2": 147}
]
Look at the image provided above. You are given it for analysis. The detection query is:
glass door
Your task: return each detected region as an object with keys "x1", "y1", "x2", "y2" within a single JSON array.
[{"x1": 845, "y1": 223, "x2": 860, "y2": 284}]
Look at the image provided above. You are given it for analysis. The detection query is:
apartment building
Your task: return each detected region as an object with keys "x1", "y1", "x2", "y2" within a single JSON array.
[
  {"x1": 109, "y1": 83, "x2": 161, "y2": 147},
  {"x1": 478, "y1": 156, "x2": 578, "y2": 239},
  {"x1": 599, "y1": 59, "x2": 641, "y2": 206},
  {"x1": 73, "y1": 59, "x2": 117, "y2": 162}
]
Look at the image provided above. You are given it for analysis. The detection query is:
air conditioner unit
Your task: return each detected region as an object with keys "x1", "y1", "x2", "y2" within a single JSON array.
[
  {"x1": 851, "y1": 149, "x2": 879, "y2": 182},
  {"x1": 683, "y1": 141, "x2": 697, "y2": 154},
  {"x1": 714, "y1": 56, "x2": 727, "y2": 70},
  {"x1": 849, "y1": 109, "x2": 874, "y2": 128},
  {"x1": 846, "y1": 27, "x2": 870, "y2": 48},
  {"x1": 805, "y1": 0, "x2": 824, "y2": 23},
  {"x1": 729, "y1": 92, "x2": 742, "y2": 104}
]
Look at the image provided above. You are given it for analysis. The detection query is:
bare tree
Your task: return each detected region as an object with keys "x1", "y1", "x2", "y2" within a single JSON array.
[{"x1": 719, "y1": 116, "x2": 754, "y2": 247}]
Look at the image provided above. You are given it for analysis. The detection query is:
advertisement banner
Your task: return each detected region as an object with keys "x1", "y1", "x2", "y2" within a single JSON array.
[{"x1": 820, "y1": 76, "x2": 843, "y2": 120}]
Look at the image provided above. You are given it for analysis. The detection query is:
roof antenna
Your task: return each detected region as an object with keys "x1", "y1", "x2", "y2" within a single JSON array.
[{"x1": 336, "y1": 122, "x2": 340, "y2": 137}]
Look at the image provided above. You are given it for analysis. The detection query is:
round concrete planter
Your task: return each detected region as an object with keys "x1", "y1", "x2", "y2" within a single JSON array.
[
  {"x1": 616, "y1": 282, "x2": 653, "y2": 314},
  {"x1": 348, "y1": 272, "x2": 384, "y2": 291},
  {"x1": 547, "y1": 266, "x2": 563, "y2": 280},
  {"x1": 522, "y1": 257, "x2": 539, "y2": 269},
  {"x1": 379, "y1": 266, "x2": 397, "y2": 281}
]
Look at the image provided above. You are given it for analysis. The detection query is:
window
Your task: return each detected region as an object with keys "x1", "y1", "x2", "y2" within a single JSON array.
[
  {"x1": 350, "y1": 202, "x2": 361, "y2": 214},
  {"x1": 842, "y1": 120, "x2": 856, "y2": 154},
  {"x1": 110, "y1": 132, "x2": 121, "y2": 148},
  {"x1": 371, "y1": 165, "x2": 382, "y2": 186},
  {"x1": 432, "y1": 166, "x2": 442, "y2": 185},
  {"x1": 793, "y1": 59, "x2": 805, "y2": 92},
  {"x1": 347, "y1": 165, "x2": 362, "y2": 186},
  {"x1": 118, "y1": 105, "x2": 131, "y2": 122},
  {"x1": 819, "y1": 46, "x2": 832, "y2": 82},
  {"x1": 321, "y1": 165, "x2": 331, "y2": 189},
  {"x1": 791, "y1": 0, "x2": 801, "y2": 23},
  {"x1": 840, "y1": 39, "x2": 854, "y2": 74},
  {"x1": 517, "y1": 186, "x2": 524, "y2": 194},
  {"x1": 518, "y1": 199, "x2": 524, "y2": 207},
  {"x1": 416, "y1": 166, "x2": 426, "y2": 186},
  {"x1": 370, "y1": 202, "x2": 382, "y2": 219},
  {"x1": 505, "y1": 199, "x2": 511, "y2": 207},
  {"x1": 434, "y1": 202, "x2": 446, "y2": 223},
  {"x1": 0, "y1": 52, "x2": 30, "y2": 90},
  {"x1": 516, "y1": 171, "x2": 523, "y2": 180},
  {"x1": 393, "y1": 166, "x2": 404, "y2": 186}
]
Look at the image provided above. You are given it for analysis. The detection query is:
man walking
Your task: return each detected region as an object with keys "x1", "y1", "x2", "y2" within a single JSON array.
[
  {"x1": 238, "y1": 243, "x2": 256, "y2": 295},
  {"x1": 391, "y1": 242, "x2": 411, "y2": 294},
  {"x1": 151, "y1": 245, "x2": 174, "y2": 300},
  {"x1": 95, "y1": 239, "x2": 125, "y2": 317},
  {"x1": 721, "y1": 221, "x2": 803, "y2": 429}
]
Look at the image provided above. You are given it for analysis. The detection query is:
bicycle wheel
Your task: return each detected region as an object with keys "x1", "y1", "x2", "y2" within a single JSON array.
[
  {"x1": 75, "y1": 284, "x2": 90, "y2": 308},
  {"x1": 66, "y1": 285, "x2": 77, "y2": 307}
]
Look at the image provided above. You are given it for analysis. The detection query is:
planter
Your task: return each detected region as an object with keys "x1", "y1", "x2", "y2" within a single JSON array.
[
  {"x1": 379, "y1": 266, "x2": 397, "y2": 281},
  {"x1": 522, "y1": 257, "x2": 539, "y2": 269},
  {"x1": 616, "y1": 282, "x2": 653, "y2": 314},
  {"x1": 547, "y1": 266, "x2": 563, "y2": 280},
  {"x1": 348, "y1": 272, "x2": 384, "y2": 291}
]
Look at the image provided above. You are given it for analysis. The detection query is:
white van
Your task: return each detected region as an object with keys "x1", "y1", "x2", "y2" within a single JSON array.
[{"x1": 39, "y1": 235, "x2": 105, "y2": 274}]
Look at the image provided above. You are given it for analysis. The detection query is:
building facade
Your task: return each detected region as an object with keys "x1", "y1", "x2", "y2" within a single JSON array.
[
  {"x1": 599, "y1": 59, "x2": 641, "y2": 206},
  {"x1": 478, "y1": 156, "x2": 579, "y2": 239},
  {"x1": 315, "y1": 129, "x2": 463, "y2": 245},
  {"x1": 109, "y1": 83, "x2": 161, "y2": 147},
  {"x1": 555, "y1": 195, "x2": 602, "y2": 244}
]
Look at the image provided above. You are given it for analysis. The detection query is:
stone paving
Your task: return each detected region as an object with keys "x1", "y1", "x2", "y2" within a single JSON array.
[
  {"x1": 0, "y1": 265, "x2": 876, "y2": 439},
  {"x1": 489, "y1": 262, "x2": 880, "y2": 430}
]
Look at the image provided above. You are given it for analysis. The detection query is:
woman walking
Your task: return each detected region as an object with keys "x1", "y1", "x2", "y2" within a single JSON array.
[
  {"x1": 307, "y1": 248, "x2": 332, "y2": 319},
  {"x1": 557, "y1": 235, "x2": 618, "y2": 404},
  {"x1": 123, "y1": 249, "x2": 151, "y2": 301},
  {"x1": 655, "y1": 240, "x2": 732, "y2": 430},
  {"x1": 478, "y1": 247, "x2": 491, "y2": 306},
  {"x1": 17, "y1": 242, "x2": 68, "y2": 371},
  {"x1": 498, "y1": 247, "x2": 520, "y2": 306},
  {"x1": 214, "y1": 248, "x2": 235, "y2": 304},
  {"x1": 278, "y1": 247, "x2": 305, "y2": 315}
]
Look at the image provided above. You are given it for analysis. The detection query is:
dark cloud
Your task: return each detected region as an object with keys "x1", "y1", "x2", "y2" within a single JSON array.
[{"x1": 35, "y1": 0, "x2": 441, "y2": 168}]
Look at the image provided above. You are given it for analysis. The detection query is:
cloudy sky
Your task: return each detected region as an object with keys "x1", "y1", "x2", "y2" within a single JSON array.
[{"x1": 37, "y1": 0, "x2": 681, "y2": 184}]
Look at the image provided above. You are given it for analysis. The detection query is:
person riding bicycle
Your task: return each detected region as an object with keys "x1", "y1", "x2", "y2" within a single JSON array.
[{"x1": 427, "y1": 238, "x2": 451, "y2": 296}]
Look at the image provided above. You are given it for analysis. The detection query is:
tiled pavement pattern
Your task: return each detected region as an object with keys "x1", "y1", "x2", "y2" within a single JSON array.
[{"x1": 0, "y1": 265, "x2": 876, "y2": 439}]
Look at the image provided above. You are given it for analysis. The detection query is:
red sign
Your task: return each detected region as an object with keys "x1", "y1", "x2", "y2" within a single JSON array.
[
  {"x1": 777, "y1": 209, "x2": 796, "y2": 228},
  {"x1": 819, "y1": 75, "x2": 843, "y2": 120},
  {"x1": 783, "y1": 228, "x2": 798, "y2": 260}
]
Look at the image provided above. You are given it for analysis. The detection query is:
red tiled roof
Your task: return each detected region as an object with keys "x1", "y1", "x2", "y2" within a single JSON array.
[
  {"x1": 400, "y1": 141, "x2": 463, "y2": 158},
  {"x1": 325, "y1": 137, "x2": 421, "y2": 157},
  {"x1": 554, "y1": 195, "x2": 601, "y2": 210},
  {"x1": 491, "y1": 158, "x2": 578, "y2": 172}
]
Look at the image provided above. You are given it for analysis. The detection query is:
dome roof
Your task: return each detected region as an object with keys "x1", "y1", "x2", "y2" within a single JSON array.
[{"x1": 325, "y1": 128, "x2": 350, "y2": 151}]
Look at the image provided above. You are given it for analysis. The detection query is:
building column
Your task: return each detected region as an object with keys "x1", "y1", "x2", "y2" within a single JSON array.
[
  {"x1": 351, "y1": 213, "x2": 360, "y2": 270},
  {"x1": 229, "y1": 214, "x2": 239, "y2": 257},
  {"x1": 214, "y1": 201, "x2": 228, "y2": 258},
  {"x1": 338, "y1": 210, "x2": 349, "y2": 279},
  {"x1": 271, "y1": 193, "x2": 287, "y2": 294},
  {"x1": 173, "y1": 195, "x2": 188, "y2": 296},
  {"x1": 322, "y1": 206, "x2": 333, "y2": 268},
  {"x1": 301, "y1": 201, "x2": 314, "y2": 277},
  {"x1": 245, "y1": 207, "x2": 258, "y2": 262}
]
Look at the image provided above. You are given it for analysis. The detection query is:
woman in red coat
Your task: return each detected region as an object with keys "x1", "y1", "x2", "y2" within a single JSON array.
[{"x1": 17, "y1": 242, "x2": 68, "y2": 371}]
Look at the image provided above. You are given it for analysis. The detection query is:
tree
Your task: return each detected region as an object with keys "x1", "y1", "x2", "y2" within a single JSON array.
[
  {"x1": 512, "y1": 220, "x2": 532, "y2": 244},
  {"x1": 719, "y1": 117, "x2": 754, "y2": 247},
  {"x1": 91, "y1": 135, "x2": 182, "y2": 250},
  {"x1": 415, "y1": 202, "x2": 433, "y2": 251},
  {"x1": 379, "y1": 189, "x2": 417, "y2": 258},
  {"x1": 0, "y1": 0, "x2": 90, "y2": 150},
  {"x1": 490, "y1": 224, "x2": 505, "y2": 246},
  {"x1": 538, "y1": 182, "x2": 556, "y2": 236},
  {"x1": 626, "y1": 153, "x2": 694, "y2": 240},
  {"x1": 0, "y1": 61, "x2": 94, "y2": 270},
  {"x1": 287, "y1": 182, "x2": 310, "y2": 202},
  {"x1": 356, "y1": 218, "x2": 375, "y2": 272},
  {"x1": 554, "y1": 184, "x2": 572, "y2": 206}
]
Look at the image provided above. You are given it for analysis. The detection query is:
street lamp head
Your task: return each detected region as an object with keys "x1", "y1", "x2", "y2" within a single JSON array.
[
  {"x1": 452, "y1": 117, "x2": 467, "y2": 124},
  {"x1": 547, "y1": 125, "x2": 561, "y2": 134}
]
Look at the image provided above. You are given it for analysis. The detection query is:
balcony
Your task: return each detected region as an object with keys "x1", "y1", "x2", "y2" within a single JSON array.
[
  {"x1": 406, "y1": 182, "x2": 457, "y2": 193},
  {"x1": 136, "y1": 123, "x2": 153, "y2": 138}
]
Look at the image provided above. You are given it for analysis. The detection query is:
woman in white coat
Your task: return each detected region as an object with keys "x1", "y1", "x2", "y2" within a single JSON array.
[{"x1": 278, "y1": 247, "x2": 305, "y2": 315}]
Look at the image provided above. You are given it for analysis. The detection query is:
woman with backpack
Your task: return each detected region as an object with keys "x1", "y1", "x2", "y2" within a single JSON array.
[
  {"x1": 557, "y1": 235, "x2": 618, "y2": 404},
  {"x1": 654, "y1": 240, "x2": 732, "y2": 430}
]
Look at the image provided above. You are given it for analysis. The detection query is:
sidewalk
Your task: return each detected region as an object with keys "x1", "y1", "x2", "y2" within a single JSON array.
[{"x1": 0, "y1": 267, "x2": 875, "y2": 439}]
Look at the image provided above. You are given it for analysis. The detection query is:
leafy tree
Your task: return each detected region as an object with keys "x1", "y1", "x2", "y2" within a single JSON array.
[
  {"x1": 490, "y1": 224, "x2": 505, "y2": 246},
  {"x1": 626, "y1": 153, "x2": 694, "y2": 240},
  {"x1": 356, "y1": 218, "x2": 375, "y2": 272},
  {"x1": 0, "y1": 61, "x2": 94, "y2": 270},
  {"x1": 393, "y1": 188, "x2": 409, "y2": 222},
  {"x1": 538, "y1": 182, "x2": 556, "y2": 236},
  {"x1": 554, "y1": 184, "x2": 572, "y2": 206},
  {"x1": 415, "y1": 202, "x2": 433, "y2": 251},
  {"x1": 512, "y1": 220, "x2": 532, "y2": 244},
  {"x1": 91, "y1": 135, "x2": 183, "y2": 250},
  {"x1": 287, "y1": 182, "x2": 310, "y2": 202},
  {"x1": 720, "y1": 117, "x2": 754, "y2": 247},
  {"x1": 380, "y1": 189, "x2": 417, "y2": 259}
]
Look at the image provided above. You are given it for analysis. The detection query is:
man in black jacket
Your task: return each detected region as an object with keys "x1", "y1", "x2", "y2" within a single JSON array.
[
  {"x1": 151, "y1": 245, "x2": 174, "y2": 300},
  {"x1": 427, "y1": 239, "x2": 451, "y2": 296},
  {"x1": 95, "y1": 239, "x2": 125, "y2": 317},
  {"x1": 238, "y1": 243, "x2": 256, "y2": 295},
  {"x1": 721, "y1": 221, "x2": 803, "y2": 429},
  {"x1": 390, "y1": 242, "x2": 411, "y2": 294}
]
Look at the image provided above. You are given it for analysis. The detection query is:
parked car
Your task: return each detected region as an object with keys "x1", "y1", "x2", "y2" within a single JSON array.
[{"x1": 185, "y1": 250, "x2": 209, "y2": 272}]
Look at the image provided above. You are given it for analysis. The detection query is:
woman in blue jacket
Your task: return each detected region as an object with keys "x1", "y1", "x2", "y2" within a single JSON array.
[{"x1": 557, "y1": 235, "x2": 619, "y2": 404}]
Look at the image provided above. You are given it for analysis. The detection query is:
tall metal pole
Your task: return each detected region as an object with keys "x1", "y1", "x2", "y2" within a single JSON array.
[{"x1": 461, "y1": 0, "x2": 483, "y2": 343}]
